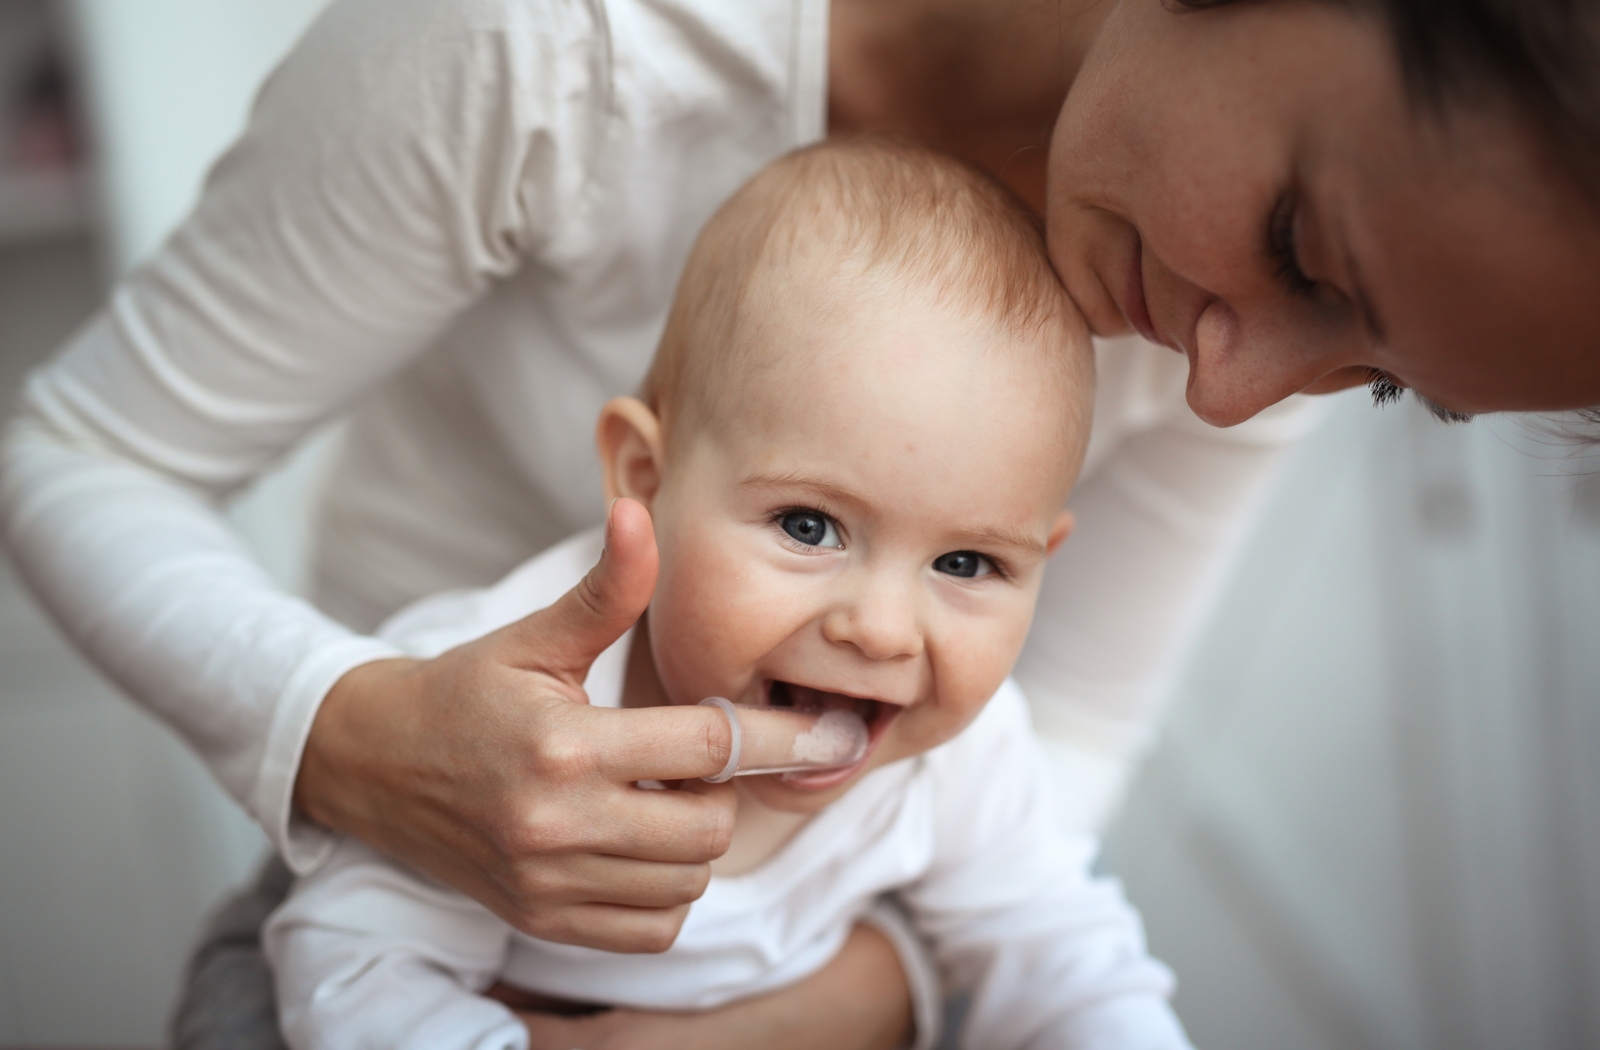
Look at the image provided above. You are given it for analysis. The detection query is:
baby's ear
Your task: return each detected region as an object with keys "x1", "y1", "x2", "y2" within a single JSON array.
[
  {"x1": 1045, "y1": 510, "x2": 1075, "y2": 556},
  {"x1": 596, "y1": 397, "x2": 666, "y2": 506}
]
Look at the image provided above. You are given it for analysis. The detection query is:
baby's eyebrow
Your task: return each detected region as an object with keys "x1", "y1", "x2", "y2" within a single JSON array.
[
  {"x1": 958, "y1": 524, "x2": 1048, "y2": 558},
  {"x1": 739, "y1": 469, "x2": 858, "y2": 506}
]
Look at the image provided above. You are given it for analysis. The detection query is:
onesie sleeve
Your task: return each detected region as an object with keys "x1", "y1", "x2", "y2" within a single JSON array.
[
  {"x1": 901, "y1": 683, "x2": 1194, "y2": 1050},
  {"x1": 0, "y1": 0, "x2": 610, "y2": 869},
  {"x1": 264, "y1": 838, "x2": 523, "y2": 1050},
  {"x1": 1017, "y1": 337, "x2": 1326, "y2": 831}
]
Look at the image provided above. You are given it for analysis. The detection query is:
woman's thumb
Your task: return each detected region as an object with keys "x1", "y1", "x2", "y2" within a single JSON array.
[{"x1": 499, "y1": 498, "x2": 659, "y2": 681}]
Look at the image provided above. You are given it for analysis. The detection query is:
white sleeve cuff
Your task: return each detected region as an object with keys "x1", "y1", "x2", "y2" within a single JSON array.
[
  {"x1": 861, "y1": 895, "x2": 943, "y2": 1050},
  {"x1": 255, "y1": 635, "x2": 406, "y2": 874}
]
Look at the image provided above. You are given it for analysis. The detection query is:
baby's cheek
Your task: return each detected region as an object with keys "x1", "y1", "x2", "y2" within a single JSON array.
[
  {"x1": 885, "y1": 684, "x2": 991, "y2": 761},
  {"x1": 649, "y1": 538, "x2": 794, "y2": 696},
  {"x1": 920, "y1": 615, "x2": 1032, "y2": 732}
]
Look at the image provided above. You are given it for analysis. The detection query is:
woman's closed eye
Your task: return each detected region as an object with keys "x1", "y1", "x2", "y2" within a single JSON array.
[
  {"x1": 932, "y1": 550, "x2": 994, "y2": 579},
  {"x1": 778, "y1": 509, "x2": 842, "y2": 550},
  {"x1": 1267, "y1": 193, "x2": 1319, "y2": 299}
]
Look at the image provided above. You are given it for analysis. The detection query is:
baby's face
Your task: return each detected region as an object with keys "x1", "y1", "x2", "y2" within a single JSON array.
[{"x1": 642, "y1": 277, "x2": 1084, "y2": 813}]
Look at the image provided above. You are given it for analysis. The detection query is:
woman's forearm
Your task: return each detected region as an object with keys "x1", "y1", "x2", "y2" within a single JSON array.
[
  {"x1": 0, "y1": 0, "x2": 600, "y2": 868},
  {"x1": 0, "y1": 394, "x2": 399, "y2": 868},
  {"x1": 517, "y1": 921, "x2": 916, "y2": 1050},
  {"x1": 721, "y1": 922, "x2": 914, "y2": 1050}
]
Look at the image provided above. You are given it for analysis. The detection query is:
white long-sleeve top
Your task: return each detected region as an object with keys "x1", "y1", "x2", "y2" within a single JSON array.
[
  {"x1": 264, "y1": 529, "x2": 1193, "y2": 1050},
  {"x1": 0, "y1": 0, "x2": 1319, "y2": 871}
]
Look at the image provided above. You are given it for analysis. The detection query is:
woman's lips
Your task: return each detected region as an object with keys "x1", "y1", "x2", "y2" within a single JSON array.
[
  {"x1": 1123, "y1": 233, "x2": 1161, "y2": 346},
  {"x1": 765, "y1": 680, "x2": 899, "y2": 790}
]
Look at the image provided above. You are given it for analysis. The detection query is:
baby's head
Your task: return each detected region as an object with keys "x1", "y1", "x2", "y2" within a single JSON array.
[{"x1": 598, "y1": 138, "x2": 1093, "y2": 812}]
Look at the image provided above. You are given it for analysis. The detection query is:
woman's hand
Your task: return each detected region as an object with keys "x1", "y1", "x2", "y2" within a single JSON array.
[
  {"x1": 516, "y1": 922, "x2": 915, "y2": 1050},
  {"x1": 293, "y1": 498, "x2": 741, "y2": 952}
]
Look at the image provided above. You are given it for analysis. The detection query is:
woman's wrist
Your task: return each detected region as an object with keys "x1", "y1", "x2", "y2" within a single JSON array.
[{"x1": 293, "y1": 656, "x2": 422, "y2": 834}]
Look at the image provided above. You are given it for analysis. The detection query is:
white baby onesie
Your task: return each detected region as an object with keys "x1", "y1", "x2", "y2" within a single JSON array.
[{"x1": 264, "y1": 530, "x2": 1194, "y2": 1050}]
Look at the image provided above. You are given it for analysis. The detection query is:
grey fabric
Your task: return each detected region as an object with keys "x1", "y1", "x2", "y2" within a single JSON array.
[
  {"x1": 937, "y1": 994, "x2": 971, "y2": 1050},
  {"x1": 170, "y1": 857, "x2": 292, "y2": 1050}
]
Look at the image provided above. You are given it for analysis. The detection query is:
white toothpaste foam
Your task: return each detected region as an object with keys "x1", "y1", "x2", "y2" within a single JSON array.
[{"x1": 789, "y1": 709, "x2": 868, "y2": 766}]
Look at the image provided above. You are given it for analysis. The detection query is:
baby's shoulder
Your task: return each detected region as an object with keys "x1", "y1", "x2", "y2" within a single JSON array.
[
  {"x1": 911, "y1": 680, "x2": 1068, "y2": 859},
  {"x1": 378, "y1": 529, "x2": 601, "y2": 658},
  {"x1": 917, "y1": 679, "x2": 1043, "y2": 801}
]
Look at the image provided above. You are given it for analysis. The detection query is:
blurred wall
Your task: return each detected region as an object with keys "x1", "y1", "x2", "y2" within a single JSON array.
[
  {"x1": 1105, "y1": 393, "x2": 1600, "y2": 1050},
  {"x1": 68, "y1": 0, "x2": 331, "y2": 274},
  {"x1": 0, "y1": 2, "x2": 329, "y2": 1046}
]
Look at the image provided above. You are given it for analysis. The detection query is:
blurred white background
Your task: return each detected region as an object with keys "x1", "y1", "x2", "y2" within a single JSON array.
[
  {"x1": 0, "y1": 0, "x2": 330, "y2": 1044},
  {"x1": 0, "y1": 2, "x2": 1596, "y2": 1048}
]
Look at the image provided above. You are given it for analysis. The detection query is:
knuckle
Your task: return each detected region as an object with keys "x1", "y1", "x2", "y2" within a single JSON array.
[
  {"x1": 531, "y1": 725, "x2": 596, "y2": 783},
  {"x1": 637, "y1": 909, "x2": 688, "y2": 954},
  {"x1": 701, "y1": 801, "x2": 736, "y2": 858},
  {"x1": 511, "y1": 865, "x2": 563, "y2": 905},
  {"x1": 497, "y1": 800, "x2": 580, "y2": 856},
  {"x1": 700, "y1": 711, "x2": 734, "y2": 769},
  {"x1": 681, "y1": 863, "x2": 712, "y2": 902},
  {"x1": 506, "y1": 904, "x2": 563, "y2": 941}
]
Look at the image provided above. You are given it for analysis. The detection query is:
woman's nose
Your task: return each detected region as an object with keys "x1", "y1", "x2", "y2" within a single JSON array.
[
  {"x1": 1184, "y1": 299, "x2": 1368, "y2": 426},
  {"x1": 820, "y1": 575, "x2": 924, "y2": 662}
]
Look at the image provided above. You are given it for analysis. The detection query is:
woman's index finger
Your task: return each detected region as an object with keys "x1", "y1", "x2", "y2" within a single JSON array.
[{"x1": 586, "y1": 703, "x2": 737, "y2": 783}]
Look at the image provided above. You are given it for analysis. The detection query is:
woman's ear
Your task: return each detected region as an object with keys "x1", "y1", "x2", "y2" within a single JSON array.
[
  {"x1": 596, "y1": 397, "x2": 667, "y2": 507},
  {"x1": 1045, "y1": 510, "x2": 1075, "y2": 556}
]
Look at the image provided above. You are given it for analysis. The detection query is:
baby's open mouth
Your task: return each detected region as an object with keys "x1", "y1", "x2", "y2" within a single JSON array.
[{"x1": 764, "y1": 680, "x2": 897, "y2": 788}]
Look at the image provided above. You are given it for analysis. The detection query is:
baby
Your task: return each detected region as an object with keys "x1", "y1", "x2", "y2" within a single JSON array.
[{"x1": 265, "y1": 139, "x2": 1190, "y2": 1050}]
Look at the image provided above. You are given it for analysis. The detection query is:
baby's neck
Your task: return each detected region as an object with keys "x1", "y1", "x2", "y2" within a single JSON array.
[
  {"x1": 622, "y1": 614, "x2": 812, "y2": 877},
  {"x1": 713, "y1": 792, "x2": 811, "y2": 877}
]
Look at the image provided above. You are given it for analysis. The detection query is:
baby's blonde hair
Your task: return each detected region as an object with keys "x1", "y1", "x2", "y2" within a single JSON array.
[{"x1": 641, "y1": 137, "x2": 1087, "y2": 442}]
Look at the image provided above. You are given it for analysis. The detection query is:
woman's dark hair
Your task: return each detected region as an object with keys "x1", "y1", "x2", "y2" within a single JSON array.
[{"x1": 1178, "y1": 0, "x2": 1600, "y2": 189}]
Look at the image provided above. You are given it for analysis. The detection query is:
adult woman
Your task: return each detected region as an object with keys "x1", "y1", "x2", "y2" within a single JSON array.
[{"x1": 3, "y1": 0, "x2": 1596, "y2": 1047}]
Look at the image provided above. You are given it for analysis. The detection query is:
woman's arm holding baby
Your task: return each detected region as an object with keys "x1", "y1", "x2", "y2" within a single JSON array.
[
  {"x1": 1017, "y1": 340, "x2": 1324, "y2": 832},
  {"x1": 513, "y1": 923, "x2": 913, "y2": 1050}
]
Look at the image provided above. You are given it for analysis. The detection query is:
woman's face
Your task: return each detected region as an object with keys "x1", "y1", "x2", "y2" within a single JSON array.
[{"x1": 1048, "y1": 0, "x2": 1600, "y2": 425}]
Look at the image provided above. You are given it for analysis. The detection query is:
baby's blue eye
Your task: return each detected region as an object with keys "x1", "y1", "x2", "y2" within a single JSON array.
[
  {"x1": 780, "y1": 511, "x2": 841, "y2": 549},
  {"x1": 933, "y1": 551, "x2": 992, "y2": 579}
]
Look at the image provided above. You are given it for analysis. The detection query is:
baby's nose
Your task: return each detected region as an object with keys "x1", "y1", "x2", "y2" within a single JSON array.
[{"x1": 821, "y1": 578, "x2": 923, "y2": 661}]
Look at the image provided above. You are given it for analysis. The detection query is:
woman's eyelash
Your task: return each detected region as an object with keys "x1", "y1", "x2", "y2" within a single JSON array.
[
  {"x1": 1268, "y1": 194, "x2": 1318, "y2": 298},
  {"x1": 1367, "y1": 368, "x2": 1404, "y2": 407}
]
